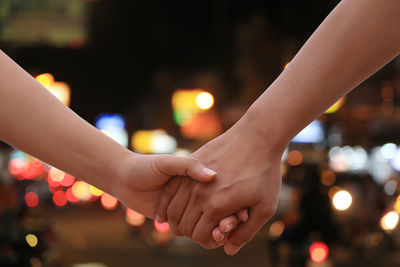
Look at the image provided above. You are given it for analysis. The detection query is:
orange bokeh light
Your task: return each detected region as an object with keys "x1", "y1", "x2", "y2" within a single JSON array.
[{"x1": 100, "y1": 193, "x2": 118, "y2": 210}]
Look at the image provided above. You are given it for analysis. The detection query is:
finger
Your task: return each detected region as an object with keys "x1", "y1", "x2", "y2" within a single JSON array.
[
  {"x1": 166, "y1": 178, "x2": 192, "y2": 236},
  {"x1": 154, "y1": 155, "x2": 217, "y2": 182},
  {"x1": 237, "y1": 208, "x2": 249, "y2": 222},
  {"x1": 191, "y1": 214, "x2": 219, "y2": 249},
  {"x1": 212, "y1": 227, "x2": 226, "y2": 245},
  {"x1": 156, "y1": 176, "x2": 183, "y2": 223},
  {"x1": 218, "y1": 215, "x2": 239, "y2": 233},
  {"x1": 224, "y1": 204, "x2": 274, "y2": 255},
  {"x1": 177, "y1": 196, "x2": 202, "y2": 238}
]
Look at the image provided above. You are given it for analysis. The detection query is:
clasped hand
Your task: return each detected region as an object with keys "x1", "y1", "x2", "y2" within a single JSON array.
[{"x1": 156, "y1": 121, "x2": 282, "y2": 255}]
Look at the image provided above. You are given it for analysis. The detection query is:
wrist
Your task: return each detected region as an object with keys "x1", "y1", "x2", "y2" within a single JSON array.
[{"x1": 232, "y1": 105, "x2": 288, "y2": 158}]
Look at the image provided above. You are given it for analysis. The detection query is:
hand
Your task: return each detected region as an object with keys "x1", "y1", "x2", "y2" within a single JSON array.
[
  {"x1": 157, "y1": 118, "x2": 283, "y2": 254},
  {"x1": 112, "y1": 153, "x2": 217, "y2": 219}
]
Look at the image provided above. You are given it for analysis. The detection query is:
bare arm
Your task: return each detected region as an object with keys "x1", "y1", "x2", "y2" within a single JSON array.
[{"x1": 158, "y1": 0, "x2": 400, "y2": 254}]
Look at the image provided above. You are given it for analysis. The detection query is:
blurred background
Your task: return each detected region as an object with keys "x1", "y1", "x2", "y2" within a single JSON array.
[{"x1": 1, "y1": 0, "x2": 400, "y2": 266}]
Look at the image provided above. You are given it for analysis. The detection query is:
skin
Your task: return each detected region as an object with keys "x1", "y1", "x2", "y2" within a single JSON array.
[
  {"x1": 157, "y1": 0, "x2": 400, "y2": 255},
  {"x1": 0, "y1": 50, "x2": 244, "y2": 237}
]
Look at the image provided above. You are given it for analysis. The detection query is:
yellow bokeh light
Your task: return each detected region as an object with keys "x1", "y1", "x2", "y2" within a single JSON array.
[
  {"x1": 26, "y1": 234, "x2": 38, "y2": 247},
  {"x1": 269, "y1": 221, "x2": 285, "y2": 238},
  {"x1": 284, "y1": 62, "x2": 290, "y2": 69},
  {"x1": 72, "y1": 181, "x2": 90, "y2": 200},
  {"x1": 48, "y1": 82, "x2": 71, "y2": 106},
  {"x1": 394, "y1": 196, "x2": 400, "y2": 213},
  {"x1": 131, "y1": 130, "x2": 155, "y2": 154},
  {"x1": 325, "y1": 97, "x2": 345, "y2": 114},
  {"x1": 35, "y1": 73, "x2": 54, "y2": 88},
  {"x1": 332, "y1": 190, "x2": 352, "y2": 211},
  {"x1": 380, "y1": 211, "x2": 399, "y2": 231},
  {"x1": 89, "y1": 185, "x2": 104, "y2": 197},
  {"x1": 196, "y1": 92, "x2": 214, "y2": 110}
]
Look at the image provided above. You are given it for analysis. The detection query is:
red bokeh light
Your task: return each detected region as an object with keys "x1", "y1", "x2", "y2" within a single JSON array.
[
  {"x1": 66, "y1": 187, "x2": 80, "y2": 203},
  {"x1": 309, "y1": 241, "x2": 329, "y2": 263},
  {"x1": 25, "y1": 192, "x2": 39, "y2": 207},
  {"x1": 60, "y1": 174, "x2": 75, "y2": 187},
  {"x1": 154, "y1": 221, "x2": 170, "y2": 233},
  {"x1": 53, "y1": 191, "x2": 67, "y2": 207}
]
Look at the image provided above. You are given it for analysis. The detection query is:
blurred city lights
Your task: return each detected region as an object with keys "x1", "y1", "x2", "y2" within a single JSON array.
[
  {"x1": 89, "y1": 185, "x2": 104, "y2": 197},
  {"x1": 384, "y1": 180, "x2": 397, "y2": 195},
  {"x1": 320, "y1": 170, "x2": 336, "y2": 186},
  {"x1": 53, "y1": 190, "x2": 67, "y2": 206},
  {"x1": 25, "y1": 234, "x2": 38, "y2": 248},
  {"x1": 25, "y1": 192, "x2": 39, "y2": 207},
  {"x1": 72, "y1": 181, "x2": 90, "y2": 201},
  {"x1": 48, "y1": 167, "x2": 65, "y2": 182},
  {"x1": 131, "y1": 130, "x2": 177, "y2": 154},
  {"x1": 196, "y1": 92, "x2": 214, "y2": 110},
  {"x1": 325, "y1": 97, "x2": 345, "y2": 114},
  {"x1": 172, "y1": 89, "x2": 215, "y2": 126},
  {"x1": 380, "y1": 211, "x2": 399, "y2": 232},
  {"x1": 309, "y1": 241, "x2": 329, "y2": 263},
  {"x1": 95, "y1": 113, "x2": 128, "y2": 147},
  {"x1": 66, "y1": 187, "x2": 80, "y2": 203},
  {"x1": 332, "y1": 190, "x2": 352, "y2": 211},
  {"x1": 35, "y1": 73, "x2": 54, "y2": 88},
  {"x1": 179, "y1": 112, "x2": 222, "y2": 140},
  {"x1": 329, "y1": 146, "x2": 368, "y2": 173},
  {"x1": 100, "y1": 193, "x2": 118, "y2": 210},
  {"x1": 381, "y1": 143, "x2": 397, "y2": 159},
  {"x1": 370, "y1": 146, "x2": 394, "y2": 184},
  {"x1": 125, "y1": 208, "x2": 145, "y2": 227},
  {"x1": 35, "y1": 73, "x2": 71, "y2": 106},
  {"x1": 269, "y1": 221, "x2": 285, "y2": 238},
  {"x1": 391, "y1": 147, "x2": 400, "y2": 171},
  {"x1": 154, "y1": 220, "x2": 170, "y2": 233},
  {"x1": 394, "y1": 197, "x2": 400, "y2": 213},
  {"x1": 60, "y1": 173, "x2": 75, "y2": 187},
  {"x1": 287, "y1": 150, "x2": 303, "y2": 166},
  {"x1": 291, "y1": 120, "x2": 324, "y2": 144}
]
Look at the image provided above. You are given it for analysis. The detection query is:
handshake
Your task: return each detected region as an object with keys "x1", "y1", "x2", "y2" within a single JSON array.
[{"x1": 113, "y1": 115, "x2": 283, "y2": 256}]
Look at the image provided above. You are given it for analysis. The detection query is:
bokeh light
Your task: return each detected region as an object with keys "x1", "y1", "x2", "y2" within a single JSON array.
[
  {"x1": 125, "y1": 208, "x2": 145, "y2": 227},
  {"x1": 380, "y1": 211, "x2": 399, "y2": 232},
  {"x1": 196, "y1": 92, "x2": 214, "y2": 110},
  {"x1": 309, "y1": 241, "x2": 329, "y2": 262},
  {"x1": 291, "y1": 120, "x2": 324, "y2": 144},
  {"x1": 269, "y1": 221, "x2": 285, "y2": 238},
  {"x1": 35, "y1": 73, "x2": 54, "y2": 88},
  {"x1": 332, "y1": 190, "x2": 352, "y2": 211},
  {"x1": 89, "y1": 185, "x2": 104, "y2": 197},
  {"x1": 287, "y1": 150, "x2": 303, "y2": 166},
  {"x1": 131, "y1": 130, "x2": 177, "y2": 154},
  {"x1": 154, "y1": 220, "x2": 170, "y2": 233},
  {"x1": 25, "y1": 192, "x2": 39, "y2": 207},
  {"x1": 66, "y1": 187, "x2": 80, "y2": 203},
  {"x1": 95, "y1": 113, "x2": 128, "y2": 147},
  {"x1": 53, "y1": 190, "x2": 67, "y2": 206},
  {"x1": 48, "y1": 167, "x2": 65, "y2": 182},
  {"x1": 320, "y1": 170, "x2": 336, "y2": 186},
  {"x1": 325, "y1": 97, "x2": 345, "y2": 114},
  {"x1": 72, "y1": 181, "x2": 90, "y2": 201},
  {"x1": 25, "y1": 234, "x2": 38, "y2": 248},
  {"x1": 100, "y1": 193, "x2": 118, "y2": 210}
]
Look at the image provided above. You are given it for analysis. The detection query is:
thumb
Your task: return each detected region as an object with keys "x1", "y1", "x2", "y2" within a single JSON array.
[{"x1": 154, "y1": 155, "x2": 217, "y2": 182}]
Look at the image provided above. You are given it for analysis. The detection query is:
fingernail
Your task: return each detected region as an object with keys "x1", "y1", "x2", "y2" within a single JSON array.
[
  {"x1": 214, "y1": 231, "x2": 224, "y2": 241},
  {"x1": 202, "y1": 167, "x2": 217, "y2": 177},
  {"x1": 225, "y1": 223, "x2": 234, "y2": 232},
  {"x1": 225, "y1": 244, "x2": 241, "y2": 255}
]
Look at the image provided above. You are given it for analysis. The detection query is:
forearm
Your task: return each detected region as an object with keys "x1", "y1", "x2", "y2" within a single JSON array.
[
  {"x1": 242, "y1": 0, "x2": 400, "y2": 153},
  {"x1": 0, "y1": 50, "x2": 133, "y2": 192}
]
